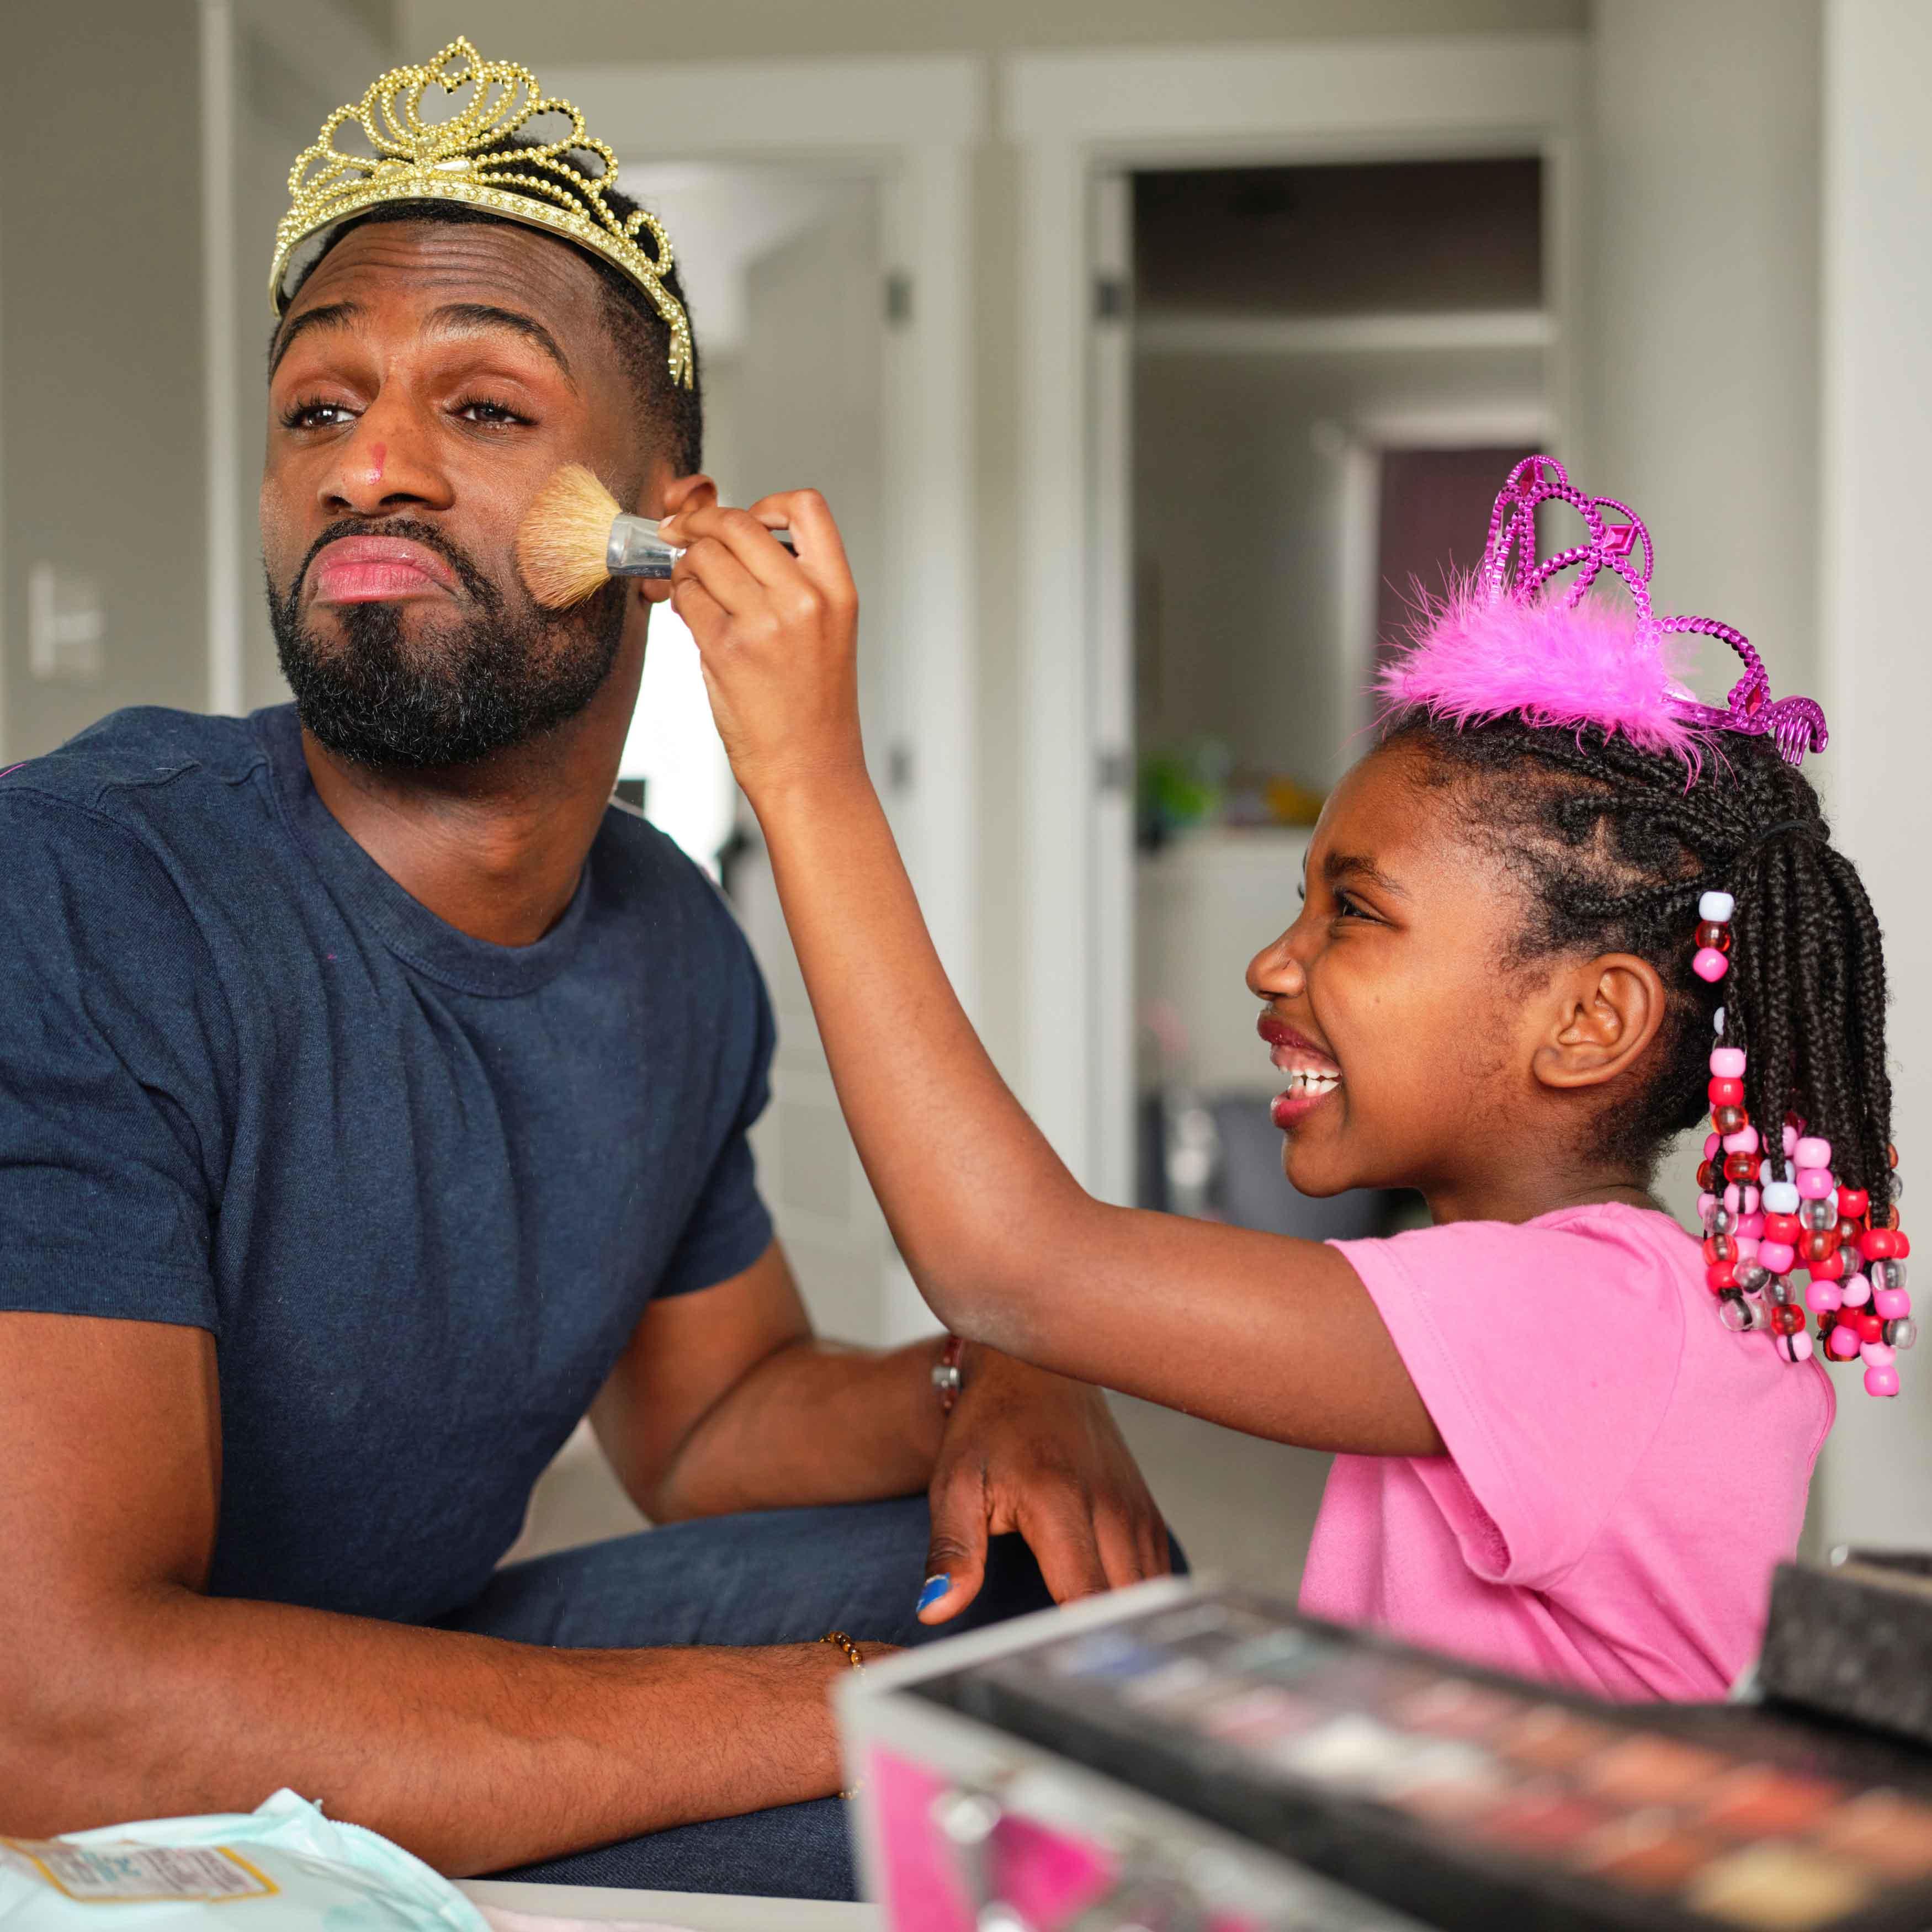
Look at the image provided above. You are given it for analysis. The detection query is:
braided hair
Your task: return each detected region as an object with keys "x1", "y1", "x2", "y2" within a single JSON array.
[{"x1": 1386, "y1": 713, "x2": 1894, "y2": 1218}]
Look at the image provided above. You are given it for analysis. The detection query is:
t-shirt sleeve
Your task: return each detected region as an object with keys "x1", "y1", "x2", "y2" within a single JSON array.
[
  {"x1": 653, "y1": 931, "x2": 777, "y2": 1299},
  {"x1": 0, "y1": 791, "x2": 233, "y2": 1332},
  {"x1": 1330, "y1": 1214, "x2": 1687, "y2": 1591}
]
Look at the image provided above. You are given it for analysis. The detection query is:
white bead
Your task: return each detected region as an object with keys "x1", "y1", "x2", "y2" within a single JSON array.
[
  {"x1": 1712, "y1": 1006, "x2": 1727, "y2": 1034},
  {"x1": 1763, "y1": 1182, "x2": 1800, "y2": 1215},
  {"x1": 1700, "y1": 890, "x2": 1737, "y2": 922}
]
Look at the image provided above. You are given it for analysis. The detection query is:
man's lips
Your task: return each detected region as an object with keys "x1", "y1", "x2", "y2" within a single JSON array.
[
  {"x1": 1258, "y1": 1012, "x2": 1342, "y2": 1129},
  {"x1": 307, "y1": 536, "x2": 460, "y2": 605}
]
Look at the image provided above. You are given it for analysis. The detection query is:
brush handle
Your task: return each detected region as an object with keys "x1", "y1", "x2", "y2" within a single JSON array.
[{"x1": 607, "y1": 512, "x2": 797, "y2": 581}]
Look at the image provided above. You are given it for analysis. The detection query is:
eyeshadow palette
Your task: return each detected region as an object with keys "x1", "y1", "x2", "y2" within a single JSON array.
[{"x1": 907, "y1": 1587, "x2": 1932, "y2": 1932}]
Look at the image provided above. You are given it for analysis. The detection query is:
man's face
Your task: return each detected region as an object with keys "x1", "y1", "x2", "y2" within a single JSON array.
[{"x1": 262, "y1": 218, "x2": 661, "y2": 767}]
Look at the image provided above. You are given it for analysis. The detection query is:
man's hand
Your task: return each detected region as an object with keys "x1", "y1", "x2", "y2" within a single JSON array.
[{"x1": 918, "y1": 1347, "x2": 1170, "y2": 1624}]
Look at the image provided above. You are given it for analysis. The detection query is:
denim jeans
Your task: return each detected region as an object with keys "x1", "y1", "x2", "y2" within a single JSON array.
[{"x1": 438, "y1": 1495, "x2": 1066, "y2": 1899}]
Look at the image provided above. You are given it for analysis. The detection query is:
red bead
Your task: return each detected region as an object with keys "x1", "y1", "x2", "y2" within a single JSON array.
[
  {"x1": 1899, "y1": 1231, "x2": 1913, "y2": 1259},
  {"x1": 1862, "y1": 1228, "x2": 1899, "y2": 1261},
  {"x1": 1889, "y1": 1144, "x2": 1899, "y2": 1169},
  {"x1": 1707, "y1": 1261, "x2": 1739, "y2": 1292},
  {"x1": 1837, "y1": 1217, "x2": 1862, "y2": 1246},
  {"x1": 1838, "y1": 1188, "x2": 1869, "y2": 1220},
  {"x1": 1712, "y1": 1105, "x2": 1746, "y2": 1133},
  {"x1": 1724, "y1": 1152, "x2": 1758, "y2": 1182},
  {"x1": 1771, "y1": 1305, "x2": 1804, "y2": 1335},
  {"x1": 1708, "y1": 1078, "x2": 1745, "y2": 1108},
  {"x1": 1809, "y1": 1251, "x2": 1846, "y2": 1281},
  {"x1": 1802, "y1": 1230, "x2": 1837, "y2": 1264},
  {"x1": 1852, "y1": 1310, "x2": 1885, "y2": 1345},
  {"x1": 1695, "y1": 922, "x2": 1732, "y2": 951},
  {"x1": 1697, "y1": 1161, "x2": 1715, "y2": 1192},
  {"x1": 1763, "y1": 1213, "x2": 1802, "y2": 1245},
  {"x1": 1705, "y1": 1234, "x2": 1737, "y2": 1263}
]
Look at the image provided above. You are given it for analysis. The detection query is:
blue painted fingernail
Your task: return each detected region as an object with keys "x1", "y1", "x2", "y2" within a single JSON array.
[{"x1": 917, "y1": 1575, "x2": 950, "y2": 1612}]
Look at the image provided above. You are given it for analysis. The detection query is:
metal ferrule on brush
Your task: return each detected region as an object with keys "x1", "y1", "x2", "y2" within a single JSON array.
[{"x1": 607, "y1": 513, "x2": 678, "y2": 581}]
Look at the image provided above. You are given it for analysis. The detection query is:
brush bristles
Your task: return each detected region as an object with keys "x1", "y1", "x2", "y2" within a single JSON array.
[{"x1": 517, "y1": 463, "x2": 622, "y2": 608}]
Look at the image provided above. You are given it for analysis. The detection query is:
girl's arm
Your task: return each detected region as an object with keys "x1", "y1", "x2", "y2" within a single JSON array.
[{"x1": 665, "y1": 496, "x2": 1440, "y2": 1457}]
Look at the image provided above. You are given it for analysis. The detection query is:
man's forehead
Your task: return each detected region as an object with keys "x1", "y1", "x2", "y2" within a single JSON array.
[{"x1": 278, "y1": 218, "x2": 608, "y2": 341}]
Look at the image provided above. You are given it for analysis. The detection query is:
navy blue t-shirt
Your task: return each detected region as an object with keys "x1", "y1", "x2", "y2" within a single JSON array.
[{"x1": 0, "y1": 704, "x2": 774, "y2": 1623}]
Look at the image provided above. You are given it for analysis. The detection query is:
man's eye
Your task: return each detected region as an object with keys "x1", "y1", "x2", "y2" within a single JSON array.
[
  {"x1": 455, "y1": 397, "x2": 528, "y2": 426},
  {"x1": 280, "y1": 399, "x2": 355, "y2": 431}
]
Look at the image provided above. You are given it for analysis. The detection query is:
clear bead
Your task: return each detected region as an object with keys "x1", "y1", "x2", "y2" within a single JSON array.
[
  {"x1": 1710, "y1": 1206, "x2": 1734, "y2": 1235},
  {"x1": 1885, "y1": 1259, "x2": 1909, "y2": 1290},
  {"x1": 1737, "y1": 1261, "x2": 1770, "y2": 1292},
  {"x1": 1803, "y1": 1198, "x2": 1836, "y2": 1232},
  {"x1": 1887, "y1": 1318, "x2": 1918, "y2": 1351},
  {"x1": 1743, "y1": 1299, "x2": 1771, "y2": 1331},
  {"x1": 1768, "y1": 1277, "x2": 1794, "y2": 1304},
  {"x1": 1718, "y1": 1294, "x2": 1752, "y2": 1333},
  {"x1": 1891, "y1": 1171, "x2": 1905, "y2": 1202}
]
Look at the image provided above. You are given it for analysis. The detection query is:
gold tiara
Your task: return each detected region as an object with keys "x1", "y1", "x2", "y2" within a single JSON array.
[{"x1": 269, "y1": 37, "x2": 693, "y2": 389}]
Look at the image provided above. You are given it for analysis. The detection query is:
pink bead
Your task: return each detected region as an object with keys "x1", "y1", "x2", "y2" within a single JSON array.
[
  {"x1": 1710, "y1": 1047, "x2": 1747, "y2": 1078},
  {"x1": 1781, "y1": 1331, "x2": 1815, "y2": 1363},
  {"x1": 1784, "y1": 1123, "x2": 1800, "y2": 1155},
  {"x1": 1806, "y1": 1281, "x2": 1843, "y2": 1313},
  {"x1": 1828, "y1": 1326, "x2": 1862, "y2": 1360},
  {"x1": 1705, "y1": 1132, "x2": 1721, "y2": 1160},
  {"x1": 1795, "y1": 1137, "x2": 1832, "y2": 1170},
  {"x1": 1759, "y1": 1241, "x2": 1797, "y2": 1275},
  {"x1": 1743, "y1": 1186, "x2": 1761, "y2": 1214},
  {"x1": 1865, "y1": 1364, "x2": 1901, "y2": 1398},
  {"x1": 1862, "y1": 1341, "x2": 1896, "y2": 1368},
  {"x1": 1738, "y1": 1212, "x2": 1766, "y2": 1239},
  {"x1": 1797, "y1": 1168, "x2": 1835, "y2": 1200},
  {"x1": 1841, "y1": 1272, "x2": 1872, "y2": 1307},
  {"x1": 1724, "y1": 1183, "x2": 1743, "y2": 1213},
  {"x1": 1723, "y1": 1125, "x2": 1760, "y2": 1155},
  {"x1": 1698, "y1": 1191, "x2": 1718, "y2": 1223},
  {"x1": 1876, "y1": 1288, "x2": 1912, "y2": 1320},
  {"x1": 1692, "y1": 947, "x2": 1729, "y2": 983},
  {"x1": 1736, "y1": 1236, "x2": 1761, "y2": 1262}
]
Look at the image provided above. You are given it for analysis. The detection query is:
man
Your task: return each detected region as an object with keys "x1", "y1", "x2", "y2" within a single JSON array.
[{"x1": 0, "y1": 41, "x2": 1168, "y2": 1901}]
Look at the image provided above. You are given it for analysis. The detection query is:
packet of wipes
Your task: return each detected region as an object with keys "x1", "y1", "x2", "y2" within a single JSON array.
[{"x1": 0, "y1": 1790, "x2": 487, "y2": 1932}]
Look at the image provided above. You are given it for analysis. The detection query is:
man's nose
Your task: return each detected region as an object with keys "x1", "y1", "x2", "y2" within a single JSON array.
[{"x1": 320, "y1": 403, "x2": 450, "y2": 517}]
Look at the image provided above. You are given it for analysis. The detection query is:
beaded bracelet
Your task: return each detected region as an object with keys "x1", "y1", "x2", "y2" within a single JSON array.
[
  {"x1": 821, "y1": 1632, "x2": 866, "y2": 1801},
  {"x1": 1692, "y1": 890, "x2": 1911, "y2": 1397}
]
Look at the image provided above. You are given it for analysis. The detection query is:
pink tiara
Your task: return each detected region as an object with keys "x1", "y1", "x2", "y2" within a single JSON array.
[{"x1": 1377, "y1": 454, "x2": 1826, "y2": 769}]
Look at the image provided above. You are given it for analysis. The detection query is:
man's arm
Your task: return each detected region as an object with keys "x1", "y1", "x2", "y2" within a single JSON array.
[
  {"x1": 591, "y1": 1243, "x2": 1171, "y2": 1621},
  {"x1": 0, "y1": 1312, "x2": 869, "y2": 1873}
]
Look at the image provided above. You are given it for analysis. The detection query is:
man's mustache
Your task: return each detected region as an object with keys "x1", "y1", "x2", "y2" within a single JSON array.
[{"x1": 288, "y1": 517, "x2": 501, "y2": 613}]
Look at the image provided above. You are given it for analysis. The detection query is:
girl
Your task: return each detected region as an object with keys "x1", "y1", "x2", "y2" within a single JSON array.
[{"x1": 659, "y1": 454, "x2": 1904, "y2": 1701}]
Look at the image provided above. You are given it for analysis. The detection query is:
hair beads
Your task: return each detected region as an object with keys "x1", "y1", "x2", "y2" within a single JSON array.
[{"x1": 1694, "y1": 891, "x2": 1910, "y2": 1396}]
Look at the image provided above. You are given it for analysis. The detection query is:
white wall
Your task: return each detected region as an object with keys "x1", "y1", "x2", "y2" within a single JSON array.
[{"x1": 1811, "y1": 0, "x2": 1932, "y2": 1551}]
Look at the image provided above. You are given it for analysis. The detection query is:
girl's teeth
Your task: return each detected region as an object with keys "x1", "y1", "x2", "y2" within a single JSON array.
[{"x1": 1286, "y1": 1070, "x2": 1341, "y2": 1089}]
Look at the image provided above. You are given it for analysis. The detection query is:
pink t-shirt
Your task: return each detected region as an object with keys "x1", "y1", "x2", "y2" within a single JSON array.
[{"x1": 1299, "y1": 1202, "x2": 1833, "y2": 1701}]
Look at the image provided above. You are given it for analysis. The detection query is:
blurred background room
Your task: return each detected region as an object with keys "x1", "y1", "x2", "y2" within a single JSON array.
[{"x1": 3, "y1": 0, "x2": 1925, "y2": 1596}]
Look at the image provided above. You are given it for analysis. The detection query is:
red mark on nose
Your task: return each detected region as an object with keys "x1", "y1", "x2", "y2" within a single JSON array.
[{"x1": 369, "y1": 442, "x2": 386, "y2": 479}]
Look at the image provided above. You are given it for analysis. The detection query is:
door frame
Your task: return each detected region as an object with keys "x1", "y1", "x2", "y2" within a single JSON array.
[
  {"x1": 1004, "y1": 34, "x2": 1587, "y2": 1201},
  {"x1": 552, "y1": 56, "x2": 985, "y2": 1036}
]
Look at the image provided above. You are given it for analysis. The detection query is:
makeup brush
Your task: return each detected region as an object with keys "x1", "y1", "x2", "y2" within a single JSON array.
[{"x1": 516, "y1": 463, "x2": 795, "y2": 609}]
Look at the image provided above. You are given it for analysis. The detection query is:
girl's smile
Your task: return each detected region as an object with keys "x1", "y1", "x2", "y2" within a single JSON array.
[{"x1": 1258, "y1": 1014, "x2": 1344, "y2": 1128}]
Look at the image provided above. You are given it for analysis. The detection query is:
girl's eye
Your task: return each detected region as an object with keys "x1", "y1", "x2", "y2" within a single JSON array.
[
  {"x1": 1333, "y1": 890, "x2": 1371, "y2": 922},
  {"x1": 455, "y1": 397, "x2": 529, "y2": 427},
  {"x1": 280, "y1": 398, "x2": 357, "y2": 431}
]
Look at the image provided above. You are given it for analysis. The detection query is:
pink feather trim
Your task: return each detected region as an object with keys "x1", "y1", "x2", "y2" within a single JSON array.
[{"x1": 1377, "y1": 581, "x2": 1711, "y2": 768}]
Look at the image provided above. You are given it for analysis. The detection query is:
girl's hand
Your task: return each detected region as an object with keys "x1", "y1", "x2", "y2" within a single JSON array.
[{"x1": 660, "y1": 493, "x2": 864, "y2": 803}]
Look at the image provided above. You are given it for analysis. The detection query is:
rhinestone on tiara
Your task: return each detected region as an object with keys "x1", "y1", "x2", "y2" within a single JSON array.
[{"x1": 269, "y1": 37, "x2": 693, "y2": 389}]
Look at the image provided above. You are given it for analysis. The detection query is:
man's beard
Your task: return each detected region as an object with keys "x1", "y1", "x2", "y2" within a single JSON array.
[{"x1": 267, "y1": 517, "x2": 628, "y2": 769}]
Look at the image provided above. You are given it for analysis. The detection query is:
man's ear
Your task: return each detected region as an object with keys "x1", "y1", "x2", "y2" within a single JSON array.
[
  {"x1": 1530, "y1": 953, "x2": 1669, "y2": 1092},
  {"x1": 652, "y1": 471, "x2": 718, "y2": 518}
]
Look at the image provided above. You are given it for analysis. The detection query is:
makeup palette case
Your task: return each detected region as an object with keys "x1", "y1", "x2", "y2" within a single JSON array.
[{"x1": 838, "y1": 1579, "x2": 1932, "y2": 1932}]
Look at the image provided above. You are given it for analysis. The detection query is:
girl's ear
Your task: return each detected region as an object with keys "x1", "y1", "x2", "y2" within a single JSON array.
[{"x1": 1531, "y1": 953, "x2": 1669, "y2": 1091}]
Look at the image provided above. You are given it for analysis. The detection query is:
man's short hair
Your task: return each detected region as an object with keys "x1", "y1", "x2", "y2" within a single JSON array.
[{"x1": 279, "y1": 145, "x2": 704, "y2": 478}]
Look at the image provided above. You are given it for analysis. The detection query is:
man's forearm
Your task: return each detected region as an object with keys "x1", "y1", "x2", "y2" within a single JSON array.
[
  {"x1": 648, "y1": 1336, "x2": 947, "y2": 1521},
  {"x1": 5, "y1": 1588, "x2": 856, "y2": 1875}
]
